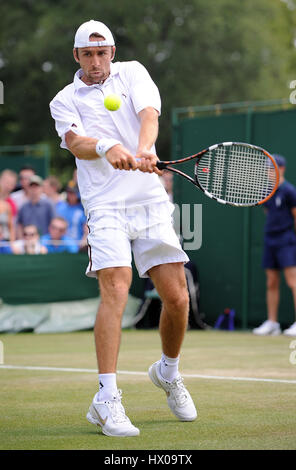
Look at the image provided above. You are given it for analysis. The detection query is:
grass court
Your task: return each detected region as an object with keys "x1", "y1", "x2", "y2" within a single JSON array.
[{"x1": 0, "y1": 329, "x2": 295, "y2": 450}]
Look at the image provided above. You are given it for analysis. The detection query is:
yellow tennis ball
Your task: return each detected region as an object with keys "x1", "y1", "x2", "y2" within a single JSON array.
[{"x1": 104, "y1": 94, "x2": 121, "y2": 111}]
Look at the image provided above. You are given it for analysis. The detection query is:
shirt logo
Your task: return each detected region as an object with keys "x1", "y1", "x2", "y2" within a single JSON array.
[{"x1": 275, "y1": 196, "x2": 282, "y2": 207}]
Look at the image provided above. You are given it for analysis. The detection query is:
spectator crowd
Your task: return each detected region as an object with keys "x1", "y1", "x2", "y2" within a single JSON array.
[{"x1": 0, "y1": 166, "x2": 88, "y2": 255}]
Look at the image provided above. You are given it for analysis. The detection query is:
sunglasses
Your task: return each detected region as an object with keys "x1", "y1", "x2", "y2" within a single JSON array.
[{"x1": 24, "y1": 232, "x2": 37, "y2": 237}]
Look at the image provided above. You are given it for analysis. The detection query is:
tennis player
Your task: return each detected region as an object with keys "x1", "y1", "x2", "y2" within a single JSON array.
[{"x1": 50, "y1": 19, "x2": 197, "y2": 437}]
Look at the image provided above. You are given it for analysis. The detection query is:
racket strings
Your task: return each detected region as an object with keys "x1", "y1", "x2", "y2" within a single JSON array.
[
  {"x1": 225, "y1": 147, "x2": 274, "y2": 203},
  {"x1": 196, "y1": 145, "x2": 277, "y2": 205}
]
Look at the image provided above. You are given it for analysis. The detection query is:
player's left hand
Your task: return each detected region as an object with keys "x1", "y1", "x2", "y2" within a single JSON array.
[{"x1": 135, "y1": 151, "x2": 163, "y2": 175}]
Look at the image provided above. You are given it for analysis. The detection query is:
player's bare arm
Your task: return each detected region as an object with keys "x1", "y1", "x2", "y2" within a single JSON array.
[
  {"x1": 65, "y1": 130, "x2": 138, "y2": 170},
  {"x1": 65, "y1": 130, "x2": 100, "y2": 160},
  {"x1": 136, "y1": 107, "x2": 163, "y2": 175}
]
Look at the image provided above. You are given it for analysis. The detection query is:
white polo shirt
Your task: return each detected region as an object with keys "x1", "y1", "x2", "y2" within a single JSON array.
[{"x1": 49, "y1": 60, "x2": 169, "y2": 214}]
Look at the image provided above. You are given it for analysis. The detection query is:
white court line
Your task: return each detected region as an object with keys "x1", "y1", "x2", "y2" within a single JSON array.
[{"x1": 0, "y1": 364, "x2": 295, "y2": 384}]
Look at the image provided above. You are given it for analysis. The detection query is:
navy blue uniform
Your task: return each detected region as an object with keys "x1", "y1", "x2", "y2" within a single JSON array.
[{"x1": 262, "y1": 181, "x2": 296, "y2": 269}]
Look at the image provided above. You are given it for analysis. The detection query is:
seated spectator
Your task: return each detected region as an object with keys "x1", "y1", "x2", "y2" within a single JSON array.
[
  {"x1": 41, "y1": 216, "x2": 79, "y2": 253},
  {"x1": 17, "y1": 175, "x2": 56, "y2": 238},
  {"x1": 0, "y1": 224, "x2": 12, "y2": 254},
  {"x1": 0, "y1": 169, "x2": 18, "y2": 217},
  {"x1": 43, "y1": 176, "x2": 64, "y2": 210},
  {"x1": 12, "y1": 224, "x2": 47, "y2": 254},
  {"x1": 0, "y1": 193, "x2": 15, "y2": 241},
  {"x1": 10, "y1": 165, "x2": 36, "y2": 211},
  {"x1": 56, "y1": 180, "x2": 86, "y2": 242}
]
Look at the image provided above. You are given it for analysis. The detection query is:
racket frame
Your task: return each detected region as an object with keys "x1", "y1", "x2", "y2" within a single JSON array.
[{"x1": 157, "y1": 142, "x2": 279, "y2": 207}]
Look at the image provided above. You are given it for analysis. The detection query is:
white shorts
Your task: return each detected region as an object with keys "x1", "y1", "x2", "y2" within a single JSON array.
[{"x1": 86, "y1": 201, "x2": 189, "y2": 278}]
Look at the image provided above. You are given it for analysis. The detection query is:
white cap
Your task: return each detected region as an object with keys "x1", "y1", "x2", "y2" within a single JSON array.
[{"x1": 74, "y1": 20, "x2": 115, "y2": 48}]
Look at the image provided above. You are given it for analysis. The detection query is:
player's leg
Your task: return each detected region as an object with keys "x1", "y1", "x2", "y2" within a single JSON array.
[
  {"x1": 85, "y1": 211, "x2": 139, "y2": 436},
  {"x1": 87, "y1": 266, "x2": 139, "y2": 436},
  {"x1": 147, "y1": 262, "x2": 197, "y2": 421},
  {"x1": 148, "y1": 262, "x2": 189, "y2": 358},
  {"x1": 131, "y1": 201, "x2": 196, "y2": 420},
  {"x1": 95, "y1": 266, "x2": 132, "y2": 374}
]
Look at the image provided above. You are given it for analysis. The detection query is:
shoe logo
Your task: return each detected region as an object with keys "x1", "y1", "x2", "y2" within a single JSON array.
[{"x1": 93, "y1": 407, "x2": 108, "y2": 426}]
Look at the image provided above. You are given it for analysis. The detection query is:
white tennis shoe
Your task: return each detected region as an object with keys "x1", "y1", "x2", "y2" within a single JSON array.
[
  {"x1": 86, "y1": 389, "x2": 140, "y2": 437},
  {"x1": 283, "y1": 321, "x2": 296, "y2": 337},
  {"x1": 148, "y1": 360, "x2": 197, "y2": 421},
  {"x1": 253, "y1": 320, "x2": 281, "y2": 336}
]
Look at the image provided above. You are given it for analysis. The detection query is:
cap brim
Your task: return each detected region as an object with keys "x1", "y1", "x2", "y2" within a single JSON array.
[{"x1": 74, "y1": 40, "x2": 114, "y2": 47}]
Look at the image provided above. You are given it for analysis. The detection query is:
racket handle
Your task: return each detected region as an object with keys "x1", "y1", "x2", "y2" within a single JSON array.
[
  {"x1": 133, "y1": 158, "x2": 167, "y2": 170},
  {"x1": 135, "y1": 158, "x2": 167, "y2": 170},
  {"x1": 156, "y1": 161, "x2": 167, "y2": 170}
]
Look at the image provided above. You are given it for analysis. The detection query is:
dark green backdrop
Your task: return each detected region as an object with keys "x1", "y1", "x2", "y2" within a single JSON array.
[
  {"x1": 0, "y1": 144, "x2": 50, "y2": 178},
  {"x1": 171, "y1": 103, "x2": 296, "y2": 328},
  {"x1": 0, "y1": 253, "x2": 144, "y2": 305}
]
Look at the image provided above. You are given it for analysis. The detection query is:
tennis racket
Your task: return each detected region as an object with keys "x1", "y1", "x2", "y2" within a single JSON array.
[{"x1": 156, "y1": 142, "x2": 279, "y2": 207}]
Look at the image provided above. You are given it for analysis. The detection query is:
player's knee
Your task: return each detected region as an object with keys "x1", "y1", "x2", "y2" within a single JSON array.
[
  {"x1": 98, "y1": 269, "x2": 131, "y2": 305},
  {"x1": 163, "y1": 288, "x2": 189, "y2": 314},
  {"x1": 102, "y1": 282, "x2": 129, "y2": 304}
]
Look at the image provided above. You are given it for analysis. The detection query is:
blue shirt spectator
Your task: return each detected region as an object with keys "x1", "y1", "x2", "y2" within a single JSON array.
[
  {"x1": 56, "y1": 181, "x2": 86, "y2": 241},
  {"x1": 40, "y1": 216, "x2": 79, "y2": 253},
  {"x1": 0, "y1": 245, "x2": 12, "y2": 254},
  {"x1": 17, "y1": 175, "x2": 55, "y2": 237},
  {"x1": 0, "y1": 223, "x2": 12, "y2": 253}
]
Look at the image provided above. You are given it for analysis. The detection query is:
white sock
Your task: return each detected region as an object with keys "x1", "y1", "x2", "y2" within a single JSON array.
[
  {"x1": 160, "y1": 353, "x2": 180, "y2": 382},
  {"x1": 96, "y1": 373, "x2": 117, "y2": 401}
]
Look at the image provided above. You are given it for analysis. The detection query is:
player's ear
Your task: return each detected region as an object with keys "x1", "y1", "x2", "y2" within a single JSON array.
[
  {"x1": 73, "y1": 48, "x2": 80, "y2": 63},
  {"x1": 111, "y1": 46, "x2": 116, "y2": 61}
]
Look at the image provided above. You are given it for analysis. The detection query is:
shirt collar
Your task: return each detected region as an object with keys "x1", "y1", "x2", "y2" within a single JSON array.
[{"x1": 73, "y1": 62, "x2": 120, "y2": 91}]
